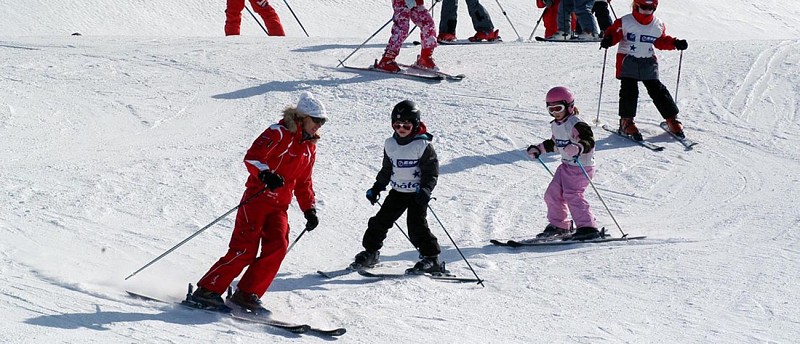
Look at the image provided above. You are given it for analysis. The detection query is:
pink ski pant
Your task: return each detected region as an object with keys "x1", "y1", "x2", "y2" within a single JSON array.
[{"x1": 544, "y1": 164, "x2": 597, "y2": 229}]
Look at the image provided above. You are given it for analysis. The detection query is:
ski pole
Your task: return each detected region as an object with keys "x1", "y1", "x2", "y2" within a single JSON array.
[
  {"x1": 427, "y1": 204, "x2": 485, "y2": 287},
  {"x1": 536, "y1": 156, "x2": 554, "y2": 177},
  {"x1": 286, "y1": 228, "x2": 308, "y2": 253},
  {"x1": 337, "y1": 18, "x2": 394, "y2": 67},
  {"x1": 124, "y1": 186, "x2": 270, "y2": 281},
  {"x1": 376, "y1": 200, "x2": 418, "y2": 251},
  {"x1": 675, "y1": 50, "x2": 684, "y2": 103},
  {"x1": 245, "y1": 5, "x2": 270, "y2": 36},
  {"x1": 574, "y1": 159, "x2": 627, "y2": 237},
  {"x1": 282, "y1": 0, "x2": 309, "y2": 37},
  {"x1": 595, "y1": 48, "x2": 608, "y2": 126},
  {"x1": 527, "y1": 7, "x2": 548, "y2": 41},
  {"x1": 608, "y1": 0, "x2": 617, "y2": 20},
  {"x1": 494, "y1": 0, "x2": 521, "y2": 40}
]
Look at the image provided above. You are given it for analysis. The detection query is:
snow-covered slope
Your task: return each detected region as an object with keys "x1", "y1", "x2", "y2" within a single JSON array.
[{"x1": 1, "y1": 1, "x2": 799, "y2": 343}]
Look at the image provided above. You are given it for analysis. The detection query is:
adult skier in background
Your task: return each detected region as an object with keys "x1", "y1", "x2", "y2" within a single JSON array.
[
  {"x1": 190, "y1": 91, "x2": 325, "y2": 313},
  {"x1": 351, "y1": 100, "x2": 444, "y2": 274},
  {"x1": 527, "y1": 87, "x2": 600, "y2": 240},
  {"x1": 600, "y1": 0, "x2": 688, "y2": 140},
  {"x1": 437, "y1": 0, "x2": 501, "y2": 42},
  {"x1": 375, "y1": 0, "x2": 439, "y2": 72},
  {"x1": 225, "y1": 0, "x2": 285, "y2": 36}
]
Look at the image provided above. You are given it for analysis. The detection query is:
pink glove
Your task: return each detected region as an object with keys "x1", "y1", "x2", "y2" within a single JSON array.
[{"x1": 563, "y1": 143, "x2": 582, "y2": 157}]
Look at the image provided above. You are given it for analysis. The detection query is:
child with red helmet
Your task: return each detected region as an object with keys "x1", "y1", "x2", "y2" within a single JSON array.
[
  {"x1": 600, "y1": 0, "x2": 689, "y2": 140},
  {"x1": 526, "y1": 87, "x2": 600, "y2": 240}
]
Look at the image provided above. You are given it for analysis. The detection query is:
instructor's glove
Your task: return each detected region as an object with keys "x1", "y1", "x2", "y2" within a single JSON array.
[
  {"x1": 304, "y1": 209, "x2": 319, "y2": 231},
  {"x1": 405, "y1": 0, "x2": 417, "y2": 8},
  {"x1": 674, "y1": 39, "x2": 688, "y2": 51},
  {"x1": 600, "y1": 36, "x2": 613, "y2": 49},
  {"x1": 563, "y1": 143, "x2": 583, "y2": 158},
  {"x1": 365, "y1": 187, "x2": 382, "y2": 205},
  {"x1": 258, "y1": 170, "x2": 284, "y2": 190},
  {"x1": 527, "y1": 145, "x2": 541, "y2": 159}
]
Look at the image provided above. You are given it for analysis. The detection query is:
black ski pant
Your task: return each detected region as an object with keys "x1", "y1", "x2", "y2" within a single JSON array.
[
  {"x1": 438, "y1": 0, "x2": 495, "y2": 35},
  {"x1": 362, "y1": 190, "x2": 441, "y2": 257},
  {"x1": 618, "y1": 78, "x2": 679, "y2": 120},
  {"x1": 592, "y1": 1, "x2": 613, "y2": 34}
]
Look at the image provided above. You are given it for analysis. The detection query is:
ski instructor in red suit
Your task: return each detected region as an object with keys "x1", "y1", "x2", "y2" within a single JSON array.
[
  {"x1": 190, "y1": 91, "x2": 327, "y2": 313},
  {"x1": 225, "y1": 0, "x2": 285, "y2": 36}
]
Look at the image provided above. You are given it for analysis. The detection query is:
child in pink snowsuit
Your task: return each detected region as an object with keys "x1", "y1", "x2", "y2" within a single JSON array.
[
  {"x1": 374, "y1": 0, "x2": 439, "y2": 72},
  {"x1": 527, "y1": 86, "x2": 600, "y2": 240}
]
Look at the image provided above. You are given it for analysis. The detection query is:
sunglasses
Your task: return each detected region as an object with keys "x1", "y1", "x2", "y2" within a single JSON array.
[
  {"x1": 547, "y1": 104, "x2": 566, "y2": 114},
  {"x1": 309, "y1": 117, "x2": 326, "y2": 125},
  {"x1": 392, "y1": 122, "x2": 413, "y2": 130}
]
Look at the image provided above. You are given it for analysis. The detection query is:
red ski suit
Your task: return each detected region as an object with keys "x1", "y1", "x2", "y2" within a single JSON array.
[
  {"x1": 225, "y1": 0, "x2": 285, "y2": 36},
  {"x1": 197, "y1": 119, "x2": 316, "y2": 297}
]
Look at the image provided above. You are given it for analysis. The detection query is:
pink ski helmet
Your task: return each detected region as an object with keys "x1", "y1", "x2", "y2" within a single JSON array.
[{"x1": 545, "y1": 86, "x2": 575, "y2": 115}]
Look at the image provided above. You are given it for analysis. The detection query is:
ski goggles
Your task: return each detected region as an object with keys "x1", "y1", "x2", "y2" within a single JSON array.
[
  {"x1": 392, "y1": 122, "x2": 413, "y2": 130},
  {"x1": 309, "y1": 117, "x2": 326, "y2": 125},
  {"x1": 547, "y1": 104, "x2": 566, "y2": 114},
  {"x1": 637, "y1": 4, "x2": 655, "y2": 13}
]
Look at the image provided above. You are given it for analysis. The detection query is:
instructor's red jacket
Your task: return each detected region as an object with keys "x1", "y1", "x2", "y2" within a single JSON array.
[{"x1": 242, "y1": 119, "x2": 316, "y2": 212}]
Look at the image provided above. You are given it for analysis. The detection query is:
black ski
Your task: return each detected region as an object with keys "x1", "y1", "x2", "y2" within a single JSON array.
[
  {"x1": 601, "y1": 124, "x2": 665, "y2": 151},
  {"x1": 340, "y1": 62, "x2": 443, "y2": 82},
  {"x1": 125, "y1": 290, "x2": 345, "y2": 336},
  {"x1": 357, "y1": 269, "x2": 483, "y2": 283},
  {"x1": 491, "y1": 235, "x2": 646, "y2": 247},
  {"x1": 396, "y1": 63, "x2": 465, "y2": 81},
  {"x1": 534, "y1": 36, "x2": 602, "y2": 43},
  {"x1": 659, "y1": 121, "x2": 698, "y2": 149}
]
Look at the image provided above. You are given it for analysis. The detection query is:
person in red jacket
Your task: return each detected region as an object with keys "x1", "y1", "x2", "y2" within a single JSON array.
[
  {"x1": 190, "y1": 91, "x2": 326, "y2": 313},
  {"x1": 600, "y1": 0, "x2": 688, "y2": 140},
  {"x1": 225, "y1": 0, "x2": 285, "y2": 36},
  {"x1": 536, "y1": 0, "x2": 576, "y2": 40},
  {"x1": 374, "y1": 0, "x2": 438, "y2": 72}
]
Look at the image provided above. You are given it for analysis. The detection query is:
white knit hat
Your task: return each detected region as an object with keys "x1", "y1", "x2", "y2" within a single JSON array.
[{"x1": 296, "y1": 91, "x2": 328, "y2": 119}]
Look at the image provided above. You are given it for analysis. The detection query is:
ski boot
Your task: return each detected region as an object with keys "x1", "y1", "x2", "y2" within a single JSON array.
[
  {"x1": 437, "y1": 32, "x2": 457, "y2": 43},
  {"x1": 406, "y1": 256, "x2": 447, "y2": 275},
  {"x1": 414, "y1": 48, "x2": 437, "y2": 70},
  {"x1": 535, "y1": 224, "x2": 574, "y2": 239},
  {"x1": 619, "y1": 117, "x2": 643, "y2": 141},
  {"x1": 665, "y1": 117, "x2": 685, "y2": 138},
  {"x1": 469, "y1": 29, "x2": 500, "y2": 42},
  {"x1": 569, "y1": 227, "x2": 603, "y2": 241},
  {"x1": 349, "y1": 250, "x2": 380, "y2": 270},
  {"x1": 189, "y1": 286, "x2": 226, "y2": 309},
  {"x1": 374, "y1": 52, "x2": 400, "y2": 72},
  {"x1": 229, "y1": 289, "x2": 269, "y2": 315}
]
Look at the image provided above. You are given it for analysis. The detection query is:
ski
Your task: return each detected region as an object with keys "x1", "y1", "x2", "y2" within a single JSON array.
[
  {"x1": 125, "y1": 289, "x2": 345, "y2": 336},
  {"x1": 340, "y1": 63, "x2": 443, "y2": 82},
  {"x1": 357, "y1": 269, "x2": 483, "y2": 283},
  {"x1": 413, "y1": 39, "x2": 502, "y2": 46},
  {"x1": 659, "y1": 121, "x2": 698, "y2": 149},
  {"x1": 491, "y1": 235, "x2": 647, "y2": 247},
  {"x1": 601, "y1": 124, "x2": 665, "y2": 151},
  {"x1": 396, "y1": 63, "x2": 465, "y2": 81},
  {"x1": 317, "y1": 262, "x2": 400, "y2": 279},
  {"x1": 534, "y1": 36, "x2": 603, "y2": 43}
]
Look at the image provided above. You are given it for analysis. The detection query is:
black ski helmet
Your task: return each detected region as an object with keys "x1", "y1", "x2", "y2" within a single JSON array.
[{"x1": 391, "y1": 100, "x2": 421, "y2": 126}]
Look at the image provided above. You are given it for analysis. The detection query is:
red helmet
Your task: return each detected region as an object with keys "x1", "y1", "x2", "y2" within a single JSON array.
[
  {"x1": 545, "y1": 86, "x2": 575, "y2": 114},
  {"x1": 633, "y1": 0, "x2": 657, "y2": 10}
]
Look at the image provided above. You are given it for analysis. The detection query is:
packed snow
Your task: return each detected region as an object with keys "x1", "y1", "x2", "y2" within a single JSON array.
[{"x1": 1, "y1": 0, "x2": 799, "y2": 343}]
